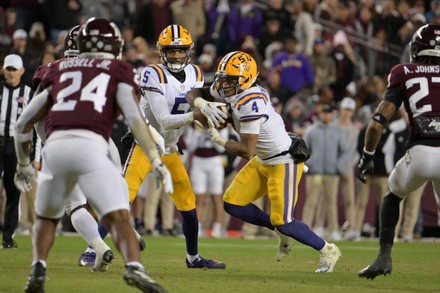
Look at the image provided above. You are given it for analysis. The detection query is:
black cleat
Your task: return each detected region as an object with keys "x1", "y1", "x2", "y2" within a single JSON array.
[
  {"x1": 186, "y1": 256, "x2": 226, "y2": 269},
  {"x1": 124, "y1": 265, "x2": 168, "y2": 293},
  {"x1": 24, "y1": 262, "x2": 46, "y2": 293},
  {"x1": 359, "y1": 255, "x2": 392, "y2": 279}
]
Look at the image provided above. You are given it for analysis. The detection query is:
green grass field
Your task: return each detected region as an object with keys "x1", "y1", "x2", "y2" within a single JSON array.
[{"x1": 1, "y1": 235, "x2": 439, "y2": 293}]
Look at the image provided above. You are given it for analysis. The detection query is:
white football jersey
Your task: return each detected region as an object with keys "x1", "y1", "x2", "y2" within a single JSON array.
[
  {"x1": 139, "y1": 63, "x2": 204, "y2": 154},
  {"x1": 221, "y1": 85, "x2": 292, "y2": 165}
]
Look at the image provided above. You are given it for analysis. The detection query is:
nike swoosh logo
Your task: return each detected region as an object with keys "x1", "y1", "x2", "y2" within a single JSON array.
[{"x1": 80, "y1": 259, "x2": 91, "y2": 267}]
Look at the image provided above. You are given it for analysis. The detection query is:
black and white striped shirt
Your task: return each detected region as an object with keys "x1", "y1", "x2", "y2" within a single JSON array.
[
  {"x1": 0, "y1": 79, "x2": 42, "y2": 161},
  {"x1": 0, "y1": 80, "x2": 32, "y2": 138}
]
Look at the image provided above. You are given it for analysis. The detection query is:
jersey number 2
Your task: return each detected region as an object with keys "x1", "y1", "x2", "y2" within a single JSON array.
[
  {"x1": 406, "y1": 77, "x2": 439, "y2": 116},
  {"x1": 52, "y1": 71, "x2": 110, "y2": 113}
]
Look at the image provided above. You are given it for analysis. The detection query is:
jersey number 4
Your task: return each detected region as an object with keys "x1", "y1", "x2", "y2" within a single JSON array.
[{"x1": 52, "y1": 71, "x2": 110, "y2": 113}]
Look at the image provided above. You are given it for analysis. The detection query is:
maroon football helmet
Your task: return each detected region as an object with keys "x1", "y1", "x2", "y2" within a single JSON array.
[
  {"x1": 410, "y1": 24, "x2": 440, "y2": 62},
  {"x1": 77, "y1": 17, "x2": 122, "y2": 59},
  {"x1": 64, "y1": 25, "x2": 80, "y2": 58}
]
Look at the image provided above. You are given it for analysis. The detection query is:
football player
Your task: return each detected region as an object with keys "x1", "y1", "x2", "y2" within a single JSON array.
[
  {"x1": 187, "y1": 51, "x2": 341, "y2": 272},
  {"x1": 358, "y1": 24, "x2": 440, "y2": 279},
  {"x1": 32, "y1": 25, "x2": 144, "y2": 273},
  {"x1": 15, "y1": 18, "x2": 171, "y2": 293},
  {"x1": 122, "y1": 24, "x2": 226, "y2": 269}
]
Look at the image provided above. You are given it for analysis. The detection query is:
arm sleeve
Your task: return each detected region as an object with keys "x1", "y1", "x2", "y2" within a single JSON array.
[{"x1": 146, "y1": 90, "x2": 193, "y2": 130}]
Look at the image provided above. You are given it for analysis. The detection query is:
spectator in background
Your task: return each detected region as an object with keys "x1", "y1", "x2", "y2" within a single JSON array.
[
  {"x1": 349, "y1": 120, "x2": 393, "y2": 241},
  {"x1": 236, "y1": 0, "x2": 264, "y2": 42},
  {"x1": 271, "y1": 35, "x2": 314, "y2": 106},
  {"x1": 134, "y1": 0, "x2": 172, "y2": 45},
  {"x1": 302, "y1": 103, "x2": 350, "y2": 241},
  {"x1": 284, "y1": 97, "x2": 307, "y2": 136},
  {"x1": 353, "y1": 4, "x2": 381, "y2": 78},
  {"x1": 41, "y1": 0, "x2": 82, "y2": 43},
  {"x1": 335, "y1": 97, "x2": 359, "y2": 239},
  {"x1": 309, "y1": 38, "x2": 336, "y2": 94},
  {"x1": 185, "y1": 123, "x2": 228, "y2": 238},
  {"x1": 0, "y1": 54, "x2": 34, "y2": 249},
  {"x1": 329, "y1": 31, "x2": 356, "y2": 103},
  {"x1": 136, "y1": 173, "x2": 176, "y2": 236},
  {"x1": 292, "y1": 0, "x2": 315, "y2": 56},
  {"x1": 258, "y1": 16, "x2": 284, "y2": 59},
  {"x1": 205, "y1": 0, "x2": 239, "y2": 57},
  {"x1": 9, "y1": 0, "x2": 42, "y2": 32},
  {"x1": 10, "y1": 29, "x2": 38, "y2": 85},
  {"x1": 170, "y1": 0, "x2": 206, "y2": 45},
  {"x1": 264, "y1": 0, "x2": 293, "y2": 37}
]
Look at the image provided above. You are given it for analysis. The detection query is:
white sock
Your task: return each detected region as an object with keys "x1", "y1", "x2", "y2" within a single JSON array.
[
  {"x1": 32, "y1": 260, "x2": 47, "y2": 268},
  {"x1": 187, "y1": 254, "x2": 199, "y2": 263},
  {"x1": 91, "y1": 238, "x2": 110, "y2": 253},
  {"x1": 126, "y1": 261, "x2": 144, "y2": 271},
  {"x1": 71, "y1": 208, "x2": 100, "y2": 244}
]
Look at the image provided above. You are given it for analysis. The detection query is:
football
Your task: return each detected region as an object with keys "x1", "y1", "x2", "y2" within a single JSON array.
[{"x1": 217, "y1": 103, "x2": 232, "y2": 129}]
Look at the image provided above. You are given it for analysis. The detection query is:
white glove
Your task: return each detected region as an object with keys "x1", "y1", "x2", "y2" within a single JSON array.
[
  {"x1": 194, "y1": 97, "x2": 229, "y2": 128},
  {"x1": 14, "y1": 164, "x2": 35, "y2": 193},
  {"x1": 207, "y1": 120, "x2": 228, "y2": 147},
  {"x1": 151, "y1": 157, "x2": 174, "y2": 194},
  {"x1": 148, "y1": 124, "x2": 165, "y2": 156}
]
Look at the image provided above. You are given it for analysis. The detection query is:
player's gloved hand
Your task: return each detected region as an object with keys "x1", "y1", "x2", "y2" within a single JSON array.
[
  {"x1": 121, "y1": 131, "x2": 134, "y2": 149},
  {"x1": 357, "y1": 151, "x2": 374, "y2": 184},
  {"x1": 194, "y1": 97, "x2": 228, "y2": 128},
  {"x1": 148, "y1": 124, "x2": 165, "y2": 156},
  {"x1": 206, "y1": 120, "x2": 227, "y2": 147},
  {"x1": 151, "y1": 157, "x2": 174, "y2": 194},
  {"x1": 14, "y1": 163, "x2": 35, "y2": 193}
]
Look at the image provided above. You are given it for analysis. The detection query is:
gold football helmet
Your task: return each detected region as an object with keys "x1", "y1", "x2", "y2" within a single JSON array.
[
  {"x1": 215, "y1": 51, "x2": 259, "y2": 100},
  {"x1": 157, "y1": 24, "x2": 194, "y2": 72}
]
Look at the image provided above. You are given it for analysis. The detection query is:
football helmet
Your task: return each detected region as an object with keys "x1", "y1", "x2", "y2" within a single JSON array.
[
  {"x1": 64, "y1": 25, "x2": 80, "y2": 58},
  {"x1": 77, "y1": 17, "x2": 123, "y2": 59},
  {"x1": 157, "y1": 24, "x2": 193, "y2": 72},
  {"x1": 214, "y1": 51, "x2": 259, "y2": 101},
  {"x1": 410, "y1": 24, "x2": 440, "y2": 62}
]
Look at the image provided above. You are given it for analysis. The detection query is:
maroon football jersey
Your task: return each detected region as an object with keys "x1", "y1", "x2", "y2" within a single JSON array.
[
  {"x1": 386, "y1": 63, "x2": 440, "y2": 147},
  {"x1": 41, "y1": 58, "x2": 139, "y2": 141},
  {"x1": 32, "y1": 63, "x2": 50, "y2": 91}
]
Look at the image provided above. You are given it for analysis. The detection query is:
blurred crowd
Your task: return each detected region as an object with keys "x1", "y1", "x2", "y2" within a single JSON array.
[{"x1": 1, "y1": 0, "x2": 439, "y2": 242}]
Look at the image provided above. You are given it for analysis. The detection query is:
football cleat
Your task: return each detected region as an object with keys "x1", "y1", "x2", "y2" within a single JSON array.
[
  {"x1": 186, "y1": 256, "x2": 226, "y2": 269},
  {"x1": 358, "y1": 255, "x2": 392, "y2": 279},
  {"x1": 124, "y1": 265, "x2": 168, "y2": 293},
  {"x1": 275, "y1": 228, "x2": 292, "y2": 261},
  {"x1": 24, "y1": 261, "x2": 46, "y2": 293},
  {"x1": 92, "y1": 249, "x2": 114, "y2": 272},
  {"x1": 77, "y1": 251, "x2": 96, "y2": 267},
  {"x1": 315, "y1": 243, "x2": 341, "y2": 273},
  {"x1": 1, "y1": 240, "x2": 18, "y2": 249},
  {"x1": 139, "y1": 237, "x2": 146, "y2": 251}
]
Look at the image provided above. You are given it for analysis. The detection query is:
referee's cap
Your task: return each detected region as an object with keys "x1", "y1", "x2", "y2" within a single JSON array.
[{"x1": 3, "y1": 54, "x2": 23, "y2": 70}]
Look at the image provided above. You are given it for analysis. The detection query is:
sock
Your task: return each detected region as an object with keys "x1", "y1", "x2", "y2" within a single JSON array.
[
  {"x1": 180, "y1": 209, "x2": 199, "y2": 256},
  {"x1": 224, "y1": 202, "x2": 274, "y2": 230},
  {"x1": 86, "y1": 221, "x2": 109, "y2": 250},
  {"x1": 379, "y1": 193, "x2": 402, "y2": 252},
  {"x1": 126, "y1": 261, "x2": 144, "y2": 271},
  {"x1": 32, "y1": 260, "x2": 47, "y2": 268},
  {"x1": 187, "y1": 253, "x2": 199, "y2": 263},
  {"x1": 277, "y1": 220, "x2": 326, "y2": 250},
  {"x1": 70, "y1": 208, "x2": 100, "y2": 245}
]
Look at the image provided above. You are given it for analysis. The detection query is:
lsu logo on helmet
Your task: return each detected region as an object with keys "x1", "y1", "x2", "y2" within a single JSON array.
[{"x1": 214, "y1": 51, "x2": 259, "y2": 101}]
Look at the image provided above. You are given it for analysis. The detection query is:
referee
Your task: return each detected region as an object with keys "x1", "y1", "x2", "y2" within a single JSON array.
[{"x1": 1, "y1": 54, "x2": 34, "y2": 249}]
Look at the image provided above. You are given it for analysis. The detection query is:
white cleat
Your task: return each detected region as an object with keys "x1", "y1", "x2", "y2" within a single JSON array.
[
  {"x1": 275, "y1": 228, "x2": 293, "y2": 261},
  {"x1": 315, "y1": 243, "x2": 341, "y2": 273},
  {"x1": 93, "y1": 247, "x2": 114, "y2": 272}
]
